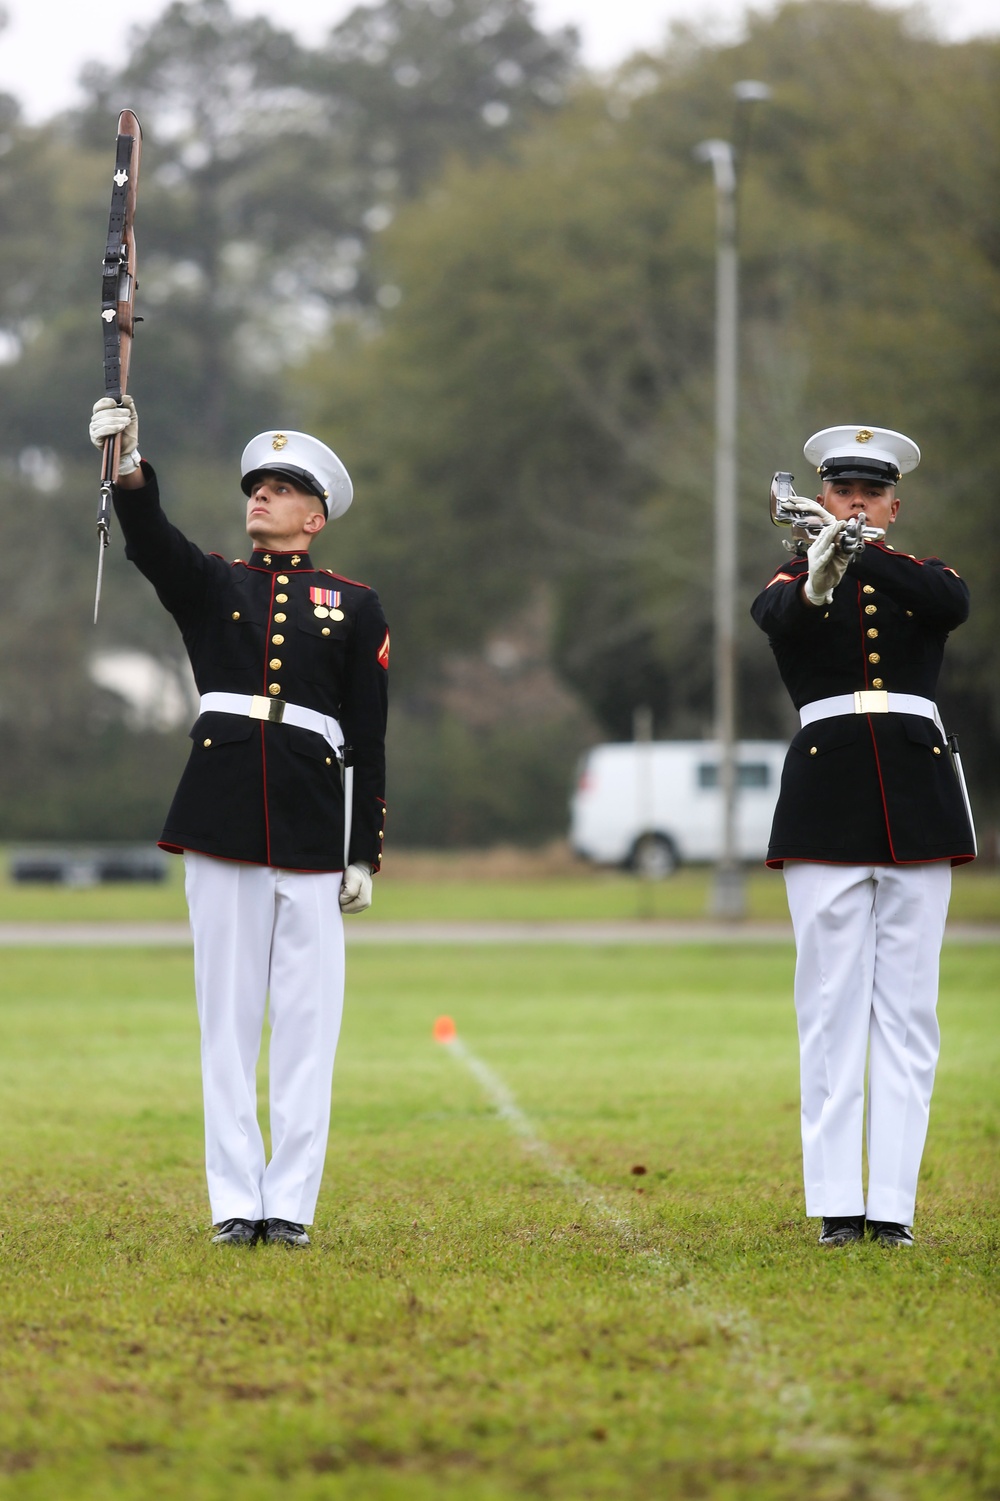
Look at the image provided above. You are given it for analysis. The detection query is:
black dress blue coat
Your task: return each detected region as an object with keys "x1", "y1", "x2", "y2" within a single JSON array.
[
  {"x1": 114, "y1": 464, "x2": 388, "y2": 873},
  {"x1": 750, "y1": 539, "x2": 974, "y2": 868}
]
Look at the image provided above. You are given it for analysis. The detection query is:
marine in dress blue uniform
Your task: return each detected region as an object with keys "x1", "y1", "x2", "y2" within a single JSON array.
[
  {"x1": 90, "y1": 401, "x2": 388, "y2": 1247},
  {"x1": 751, "y1": 425, "x2": 974, "y2": 1247}
]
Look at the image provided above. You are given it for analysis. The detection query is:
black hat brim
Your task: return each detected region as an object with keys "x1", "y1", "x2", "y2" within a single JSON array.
[
  {"x1": 820, "y1": 458, "x2": 899, "y2": 485},
  {"x1": 241, "y1": 464, "x2": 328, "y2": 512}
]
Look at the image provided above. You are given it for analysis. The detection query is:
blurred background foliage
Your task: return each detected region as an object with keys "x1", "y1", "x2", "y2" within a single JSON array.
[{"x1": 0, "y1": 0, "x2": 996, "y2": 846}]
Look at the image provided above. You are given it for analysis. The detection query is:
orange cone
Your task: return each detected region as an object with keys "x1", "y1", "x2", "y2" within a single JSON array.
[{"x1": 433, "y1": 1015, "x2": 457, "y2": 1044}]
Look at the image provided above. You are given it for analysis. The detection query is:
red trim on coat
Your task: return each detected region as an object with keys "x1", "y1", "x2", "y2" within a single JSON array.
[
  {"x1": 853, "y1": 580, "x2": 869, "y2": 687},
  {"x1": 866, "y1": 714, "x2": 897, "y2": 861},
  {"x1": 157, "y1": 840, "x2": 345, "y2": 874},
  {"x1": 321, "y1": 569, "x2": 372, "y2": 589},
  {"x1": 867, "y1": 542, "x2": 966, "y2": 578},
  {"x1": 260, "y1": 573, "x2": 278, "y2": 865},
  {"x1": 853, "y1": 578, "x2": 898, "y2": 860},
  {"x1": 767, "y1": 854, "x2": 968, "y2": 869}
]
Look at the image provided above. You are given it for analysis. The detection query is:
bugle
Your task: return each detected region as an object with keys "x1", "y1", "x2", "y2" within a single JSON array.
[{"x1": 769, "y1": 471, "x2": 884, "y2": 558}]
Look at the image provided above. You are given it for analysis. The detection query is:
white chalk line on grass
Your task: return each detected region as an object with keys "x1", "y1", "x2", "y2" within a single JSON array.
[
  {"x1": 433, "y1": 1016, "x2": 863, "y2": 1474},
  {"x1": 441, "y1": 1030, "x2": 640, "y2": 1245}
]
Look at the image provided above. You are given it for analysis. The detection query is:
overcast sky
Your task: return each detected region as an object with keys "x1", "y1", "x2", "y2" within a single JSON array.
[{"x1": 0, "y1": 0, "x2": 997, "y2": 123}]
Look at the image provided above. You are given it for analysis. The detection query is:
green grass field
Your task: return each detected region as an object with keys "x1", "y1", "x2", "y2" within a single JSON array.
[
  {"x1": 0, "y1": 854, "x2": 997, "y2": 924},
  {"x1": 0, "y1": 941, "x2": 996, "y2": 1499}
]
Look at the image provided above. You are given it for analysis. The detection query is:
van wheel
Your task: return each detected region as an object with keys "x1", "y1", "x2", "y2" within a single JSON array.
[{"x1": 631, "y1": 834, "x2": 678, "y2": 880}]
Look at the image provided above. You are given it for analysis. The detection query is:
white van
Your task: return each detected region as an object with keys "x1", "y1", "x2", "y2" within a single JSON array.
[{"x1": 569, "y1": 739, "x2": 788, "y2": 876}]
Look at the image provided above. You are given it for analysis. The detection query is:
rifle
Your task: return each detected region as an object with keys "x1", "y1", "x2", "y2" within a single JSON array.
[{"x1": 95, "y1": 109, "x2": 142, "y2": 624}]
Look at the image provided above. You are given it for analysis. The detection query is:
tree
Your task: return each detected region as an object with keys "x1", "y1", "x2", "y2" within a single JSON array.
[
  {"x1": 68, "y1": 0, "x2": 577, "y2": 456},
  {"x1": 302, "y1": 1, "x2": 1000, "y2": 811},
  {"x1": 0, "y1": 0, "x2": 997, "y2": 846},
  {"x1": 308, "y1": 0, "x2": 577, "y2": 199},
  {"x1": 0, "y1": 0, "x2": 580, "y2": 842}
]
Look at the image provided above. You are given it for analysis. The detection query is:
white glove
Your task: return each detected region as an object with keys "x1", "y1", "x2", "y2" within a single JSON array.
[
  {"x1": 90, "y1": 395, "x2": 141, "y2": 475},
  {"x1": 804, "y1": 518, "x2": 849, "y2": 606},
  {"x1": 339, "y1": 862, "x2": 373, "y2": 914},
  {"x1": 792, "y1": 496, "x2": 837, "y2": 525}
]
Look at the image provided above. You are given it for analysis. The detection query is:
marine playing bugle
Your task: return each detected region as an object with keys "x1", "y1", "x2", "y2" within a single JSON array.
[{"x1": 769, "y1": 471, "x2": 884, "y2": 558}]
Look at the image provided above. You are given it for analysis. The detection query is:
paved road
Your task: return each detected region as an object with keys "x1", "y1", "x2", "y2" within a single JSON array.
[{"x1": 0, "y1": 920, "x2": 995, "y2": 946}]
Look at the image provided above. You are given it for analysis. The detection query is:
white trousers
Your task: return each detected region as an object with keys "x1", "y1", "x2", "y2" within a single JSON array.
[
  {"x1": 184, "y1": 853, "x2": 345, "y2": 1226},
  {"x1": 783, "y1": 861, "x2": 952, "y2": 1225}
]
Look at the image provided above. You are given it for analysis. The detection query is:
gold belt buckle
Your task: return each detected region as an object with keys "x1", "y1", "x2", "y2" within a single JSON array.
[
  {"x1": 854, "y1": 689, "x2": 889, "y2": 714},
  {"x1": 249, "y1": 694, "x2": 285, "y2": 723}
]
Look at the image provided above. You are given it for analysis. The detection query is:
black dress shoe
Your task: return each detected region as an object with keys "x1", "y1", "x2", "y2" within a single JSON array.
[
  {"x1": 818, "y1": 1215, "x2": 866, "y2": 1246},
  {"x1": 263, "y1": 1218, "x2": 310, "y2": 1247},
  {"x1": 211, "y1": 1217, "x2": 262, "y2": 1246},
  {"x1": 868, "y1": 1220, "x2": 914, "y2": 1247}
]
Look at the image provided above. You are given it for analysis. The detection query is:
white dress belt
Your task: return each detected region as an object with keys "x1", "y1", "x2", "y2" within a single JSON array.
[
  {"x1": 799, "y1": 691, "x2": 943, "y2": 736},
  {"x1": 199, "y1": 692, "x2": 344, "y2": 754}
]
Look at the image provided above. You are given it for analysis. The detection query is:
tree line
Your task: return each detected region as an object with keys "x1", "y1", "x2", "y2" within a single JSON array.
[{"x1": 0, "y1": 0, "x2": 996, "y2": 847}]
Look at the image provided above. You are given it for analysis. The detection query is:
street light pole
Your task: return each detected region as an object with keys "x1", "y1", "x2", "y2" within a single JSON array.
[
  {"x1": 696, "y1": 82, "x2": 770, "y2": 922},
  {"x1": 696, "y1": 137, "x2": 741, "y2": 919}
]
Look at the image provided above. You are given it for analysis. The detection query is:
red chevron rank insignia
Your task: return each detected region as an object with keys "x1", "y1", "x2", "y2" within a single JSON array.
[{"x1": 377, "y1": 630, "x2": 390, "y2": 670}]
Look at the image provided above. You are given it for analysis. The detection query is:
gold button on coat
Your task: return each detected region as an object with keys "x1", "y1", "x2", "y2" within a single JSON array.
[
  {"x1": 274, "y1": 613, "x2": 286, "y2": 622},
  {"x1": 203, "y1": 738, "x2": 212, "y2": 747},
  {"x1": 865, "y1": 604, "x2": 877, "y2": 615},
  {"x1": 869, "y1": 652, "x2": 880, "y2": 663},
  {"x1": 269, "y1": 683, "x2": 281, "y2": 695},
  {"x1": 321, "y1": 627, "x2": 330, "y2": 636},
  {"x1": 275, "y1": 593, "x2": 288, "y2": 603},
  {"x1": 872, "y1": 678, "x2": 884, "y2": 688},
  {"x1": 867, "y1": 628, "x2": 879, "y2": 639},
  {"x1": 863, "y1": 585, "x2": 875, "y2": 594},
  {"x1": 231, "y1": 611, "x2": 240, "y2": 620},
  {"x1": 277, "y1": 575, "x2": 289, "y2": 584},
  {"x1": 269, "y1": 658, "x2": 282, "y2": 670},
  {"x1": 325, "y1": 757, "x2": 332, "y2": 766},
  {"x1": 933, "y1": 746, "x2": 941, "y2": 755},
  {"x1": 809, "y1": 746, "x2": 818, "y2": 755},
  {"x1": 271, "y1": 634, "x2": 284, "y2": 645}
]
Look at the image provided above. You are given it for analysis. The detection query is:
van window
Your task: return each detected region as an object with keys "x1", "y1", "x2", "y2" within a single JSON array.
[{"x1": 697, "y1": 762, "x2": 770, "y2": 789}]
